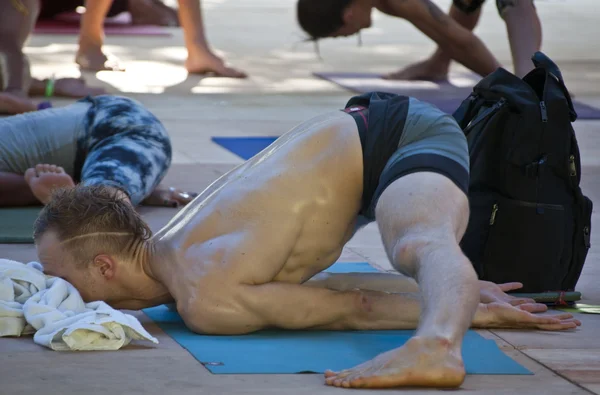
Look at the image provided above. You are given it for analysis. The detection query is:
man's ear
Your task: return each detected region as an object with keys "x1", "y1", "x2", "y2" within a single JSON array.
[
  {"x1": 93, "y1": 254, "x2": 117, "y2": 280},
  {"x1": 342, "y1": 4, "x2": 355, "y2": 25}
]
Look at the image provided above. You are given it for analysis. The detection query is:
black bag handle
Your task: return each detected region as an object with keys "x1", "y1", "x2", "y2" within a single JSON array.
[{"x1": 531, "y1": 51, "x2": 578, "y2": 122}]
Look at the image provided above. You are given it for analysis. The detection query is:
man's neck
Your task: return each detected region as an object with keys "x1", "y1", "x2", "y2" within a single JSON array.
[{"x1": 110, "y1": 240, "x2": 174, "y2": 310}]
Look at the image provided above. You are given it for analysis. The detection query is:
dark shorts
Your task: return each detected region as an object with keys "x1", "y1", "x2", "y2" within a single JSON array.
[
  {"x1": 453, "y1": 0, "x2": 533, "y2": 15},
  {"x1": 343, "y1": 92, "x2": 470, "y2": 221}
]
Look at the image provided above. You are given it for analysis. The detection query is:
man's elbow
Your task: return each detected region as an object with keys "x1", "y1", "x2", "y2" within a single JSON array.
[{"x1": 180, "y1": 308, "x2": 260, "y2": 335}]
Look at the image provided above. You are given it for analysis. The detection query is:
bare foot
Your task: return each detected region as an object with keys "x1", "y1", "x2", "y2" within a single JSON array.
[
  {"x1": 384, "y1": 59, "x2": 449, "y2": 81},
  {"x1": 142, "y1": 186, "x2": 198, "y2": 208},
  {"x1": 325, "y1": 337, "x2": 465, "y2": 389},
  {"x1": 129, "y1": 0, "x2": 179, "y2": 26},
  {"x1": 185, "y1": 51, "x2": 247, "y2": 78},
  {"x1": 76, "y1": 46, "x2": 126, "y2": 72},
  {"x1": 30, "y1": 78, "x2": 106, "y2": 98},
  {"x1": 0, "y1": 92, "x2": 37, "y2": 114},
  {"x1": 24, "y1": 164, "x2": 76, "y2": 205}
]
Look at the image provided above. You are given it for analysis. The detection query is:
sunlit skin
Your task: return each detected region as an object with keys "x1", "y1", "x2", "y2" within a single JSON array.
[
  {"x1": 323, "y1": 0, "x2": 501, "y2": 80},
  {"x1": 37, "y1": 110, "x2": 581, "y2": 390}
]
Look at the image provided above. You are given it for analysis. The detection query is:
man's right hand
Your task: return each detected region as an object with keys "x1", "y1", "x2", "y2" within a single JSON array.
[{"x1": 474, "y1": 302, "x2": 581, "y2": 331}]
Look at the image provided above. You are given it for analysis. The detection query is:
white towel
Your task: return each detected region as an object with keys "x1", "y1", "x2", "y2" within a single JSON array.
[{"x1": 0, "y1": 258, "x2": 158, "y2": 350}]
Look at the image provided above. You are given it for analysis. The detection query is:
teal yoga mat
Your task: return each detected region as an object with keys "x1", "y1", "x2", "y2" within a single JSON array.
[{"x1": 144, "y1": 262, "x2": 531, "y2": 375}]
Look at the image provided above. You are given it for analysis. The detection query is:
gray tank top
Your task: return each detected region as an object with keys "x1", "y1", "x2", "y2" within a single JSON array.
[{"x1": 0, "y1": 102, "x2": 91, "y2": 176}]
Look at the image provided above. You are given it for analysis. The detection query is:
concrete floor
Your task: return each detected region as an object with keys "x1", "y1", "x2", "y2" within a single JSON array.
[{"x1": 2, "y1": 0, "x2": 600, "y2": 393}]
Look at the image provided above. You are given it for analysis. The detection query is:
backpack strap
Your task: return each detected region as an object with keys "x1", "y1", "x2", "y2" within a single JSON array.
[{"x1": 531, "y1": 52, "x2": 578, "y2": 122}]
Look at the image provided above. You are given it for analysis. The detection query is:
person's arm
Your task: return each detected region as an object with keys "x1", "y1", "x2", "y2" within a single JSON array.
[
  {"x1": 0, "y1": 171, "x2": 38, "y2": 206},
  {"x1": 180, "y1": 282, "x2": 578, "y2": 335},
  {"x1": 380, "y1": 0, "x2": 501, "y2": 77},
  {"x1": 306, "y1": 272, "x2": 539, "y2": 306},
  {"x1": 182, "y1": 283, "x2": 425, "y2": 334}
]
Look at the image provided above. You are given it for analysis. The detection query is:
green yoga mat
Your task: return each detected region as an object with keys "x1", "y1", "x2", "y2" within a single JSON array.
[
  {"x1": 508, "y1": 291, "x2": 582, "y2": 305},
  {"x1": 144, "y1": 262, "x2": 531, "y2": 375},
  {"x1": 0, "y1": 207, "x2": 41, "y2": 243},
  {"x1": 558, "y1": 303, "x2": 600, "y2": 314}
]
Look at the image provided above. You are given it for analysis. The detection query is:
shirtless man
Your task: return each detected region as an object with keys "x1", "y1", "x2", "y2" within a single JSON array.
[
  {"x1": 34, "y1": 92, "x2": 579, "y2": 389},
  {"x1": 0, "y1": 95, "x2": 195, "y2": 208},
  {"x1": 296, "y1": 0, "x2": 540, "y2": 80}
]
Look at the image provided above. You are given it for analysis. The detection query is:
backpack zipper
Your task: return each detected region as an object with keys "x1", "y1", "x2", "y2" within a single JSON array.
[
  {"x1": 464, "y1": 98, "x2": 507, "y2": 135},
  {"x1": 489, "y1": 204, "x2": 498, "y2": 225},
  {"x1": 584, "y1": 226, "x2": 591, "y2": 248},
  {"x1": 539, "y1": 101, "x2": 548, "y2": 122},
  {"x1": 569, "y1": 155, "x2": 577, "y2": 177}
]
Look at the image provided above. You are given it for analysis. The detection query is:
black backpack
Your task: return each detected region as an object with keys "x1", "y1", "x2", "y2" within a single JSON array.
[{"x1": 453, "y1": 52, "x2": 593, "y2": 293}]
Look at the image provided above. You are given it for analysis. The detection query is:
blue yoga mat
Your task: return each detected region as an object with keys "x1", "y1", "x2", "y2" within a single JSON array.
[
  {"x1": 212, "y1": 136, "x2": 277, "y2": 160},
  {"x1": 144, "y1": 262, "x2": 531, "y2": 375}
]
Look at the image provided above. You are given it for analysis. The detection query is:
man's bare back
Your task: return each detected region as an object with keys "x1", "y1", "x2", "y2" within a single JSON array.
[{"x1": 152, "y1": 111, "x2": 365, "y2": 322}]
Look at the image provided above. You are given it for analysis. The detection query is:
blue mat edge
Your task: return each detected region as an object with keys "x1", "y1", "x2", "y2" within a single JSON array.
[{"x1": 144, "y1": 262, "x2": 532, "y2": 376}]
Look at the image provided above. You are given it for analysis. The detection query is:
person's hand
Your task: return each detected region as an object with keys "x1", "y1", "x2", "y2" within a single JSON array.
[
  {"x1": 479, "y1": 281, "x2": 540, "y2": 307},
  {"x1": 142, "y1": 186, "x2": 198, "y2": 208},
  {"x1": 383, "y1": 57, "x2": 450, "y2": 81},
  {"x1": 475, "y1": 302, "x2": 581, "y2": 331}
]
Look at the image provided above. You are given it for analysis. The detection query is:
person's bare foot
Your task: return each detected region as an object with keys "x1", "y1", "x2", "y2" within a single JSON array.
[
  {"x1": 185, "y1": 50, "x2": 247, "y2": 78},
  {"x1": 76, "y1": 46, "x2": 126, "y2": 72},
  {"x1": 384, "y1": 58, "x2": 450, "y2": 81},
  {"x1": 325, "y1": 336, "x2": 465, "y2": 389},
  {"x1": 142, "y1": 186, "x2": 198, "y2": 207},
  {"x1": 0, "y1": 92, "x2": 37, "y2": 114},
  {"x1": 29, "y1": 78, "x2": 106, "y2": 98},
  {"x1": 24, "y1": 164, "x2": 76, "y2": 204},
  {"x1": 129, "y1": 0, "x2": 179, "y2": 27}
]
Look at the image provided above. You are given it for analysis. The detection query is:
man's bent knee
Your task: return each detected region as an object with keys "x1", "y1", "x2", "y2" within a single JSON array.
[{"x1": 390, "y1": 233, "x2": 465, "y2": 278}]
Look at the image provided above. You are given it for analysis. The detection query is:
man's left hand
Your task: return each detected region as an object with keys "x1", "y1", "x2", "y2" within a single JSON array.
[{"x1": 479, "y1": 281, "x2": 548, "y2": 312}]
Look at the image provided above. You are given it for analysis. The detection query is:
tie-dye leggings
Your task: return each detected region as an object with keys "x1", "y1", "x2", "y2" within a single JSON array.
[{"x1": 74, "y1": 95, "x2": 172, "y2": 205}]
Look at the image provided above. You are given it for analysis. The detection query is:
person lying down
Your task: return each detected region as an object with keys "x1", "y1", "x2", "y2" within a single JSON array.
[
  {"x1": 0, "y1": 95, "x2": 196, "y2": 208},
  {"x1": 32, "y1": 91, "x2": 580, "y2": 390}
]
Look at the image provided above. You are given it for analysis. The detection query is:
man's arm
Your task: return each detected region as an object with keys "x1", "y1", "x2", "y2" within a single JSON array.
[
  {"x1": 380, "y1": 0, "x2": 501, "y2": 77},
  {"x1": 180, "y1": 281, "x2": 577, "y2": 335},
  {"x1": 182, "y1": 283, "x2": 424, "y2": 334}
]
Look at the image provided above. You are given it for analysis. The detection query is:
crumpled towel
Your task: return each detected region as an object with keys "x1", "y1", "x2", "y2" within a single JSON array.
[
  {"x1": 0, "y1": 259, "x2": 46, "y2": 337},
  {"x1": 0, "y1": 258, "x2": 158, "y2": 350}
]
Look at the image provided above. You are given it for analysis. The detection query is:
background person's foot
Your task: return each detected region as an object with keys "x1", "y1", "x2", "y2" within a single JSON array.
[
  {"x1": 185, "y1": 51, "x2": 247, "y2": 78},
  {"x1": 53, "y1": 78, "x2": 106, "y2": 97},
  {"x1": 324, "y1": 336, "x2": 465, "y2": 389},
  {"x1": 24, "y1": 164, "x2": 76, "y2": 205},
  {"x1": 0, "y1": 92, "x2": 37, "y2": 114},
  {"x1": 76, "y1": 48, "x2": 126, "y2": 72}
]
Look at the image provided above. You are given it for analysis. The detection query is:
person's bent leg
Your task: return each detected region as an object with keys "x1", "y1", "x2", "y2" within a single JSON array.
[
  {"x1": 326, "y1": 97, "x2": 478, "y2": 388},
  {"x1": 0, "y1": 0, "x2": 39, "y2": 97},
  {"x1": 76, "y1": 0, "x2": 125, "y2": 71},
  {"x1": 77, "y1": 96, "x2": 172, "y2": 206},
  {"x1": 498, "y1": 0, "x2": 541, "y2": 77}
]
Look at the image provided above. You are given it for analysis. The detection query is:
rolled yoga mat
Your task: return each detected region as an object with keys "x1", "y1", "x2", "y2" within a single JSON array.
[
  {"x1": 313, "y1": 72, "x2": 600, "y2": 120},
  {"x1": 144, "y1": 262, "x2": 531, "y2": 375}
]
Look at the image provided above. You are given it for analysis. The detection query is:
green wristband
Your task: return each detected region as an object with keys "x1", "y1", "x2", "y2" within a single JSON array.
[{"x1": 44, "y1": 78, "x2": 55, "y2": 98}]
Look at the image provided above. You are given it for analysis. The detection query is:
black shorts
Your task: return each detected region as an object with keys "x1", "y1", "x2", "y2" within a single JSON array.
[{"x1": 343, "y1": 92, "x2": 470, "y2": 221}]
